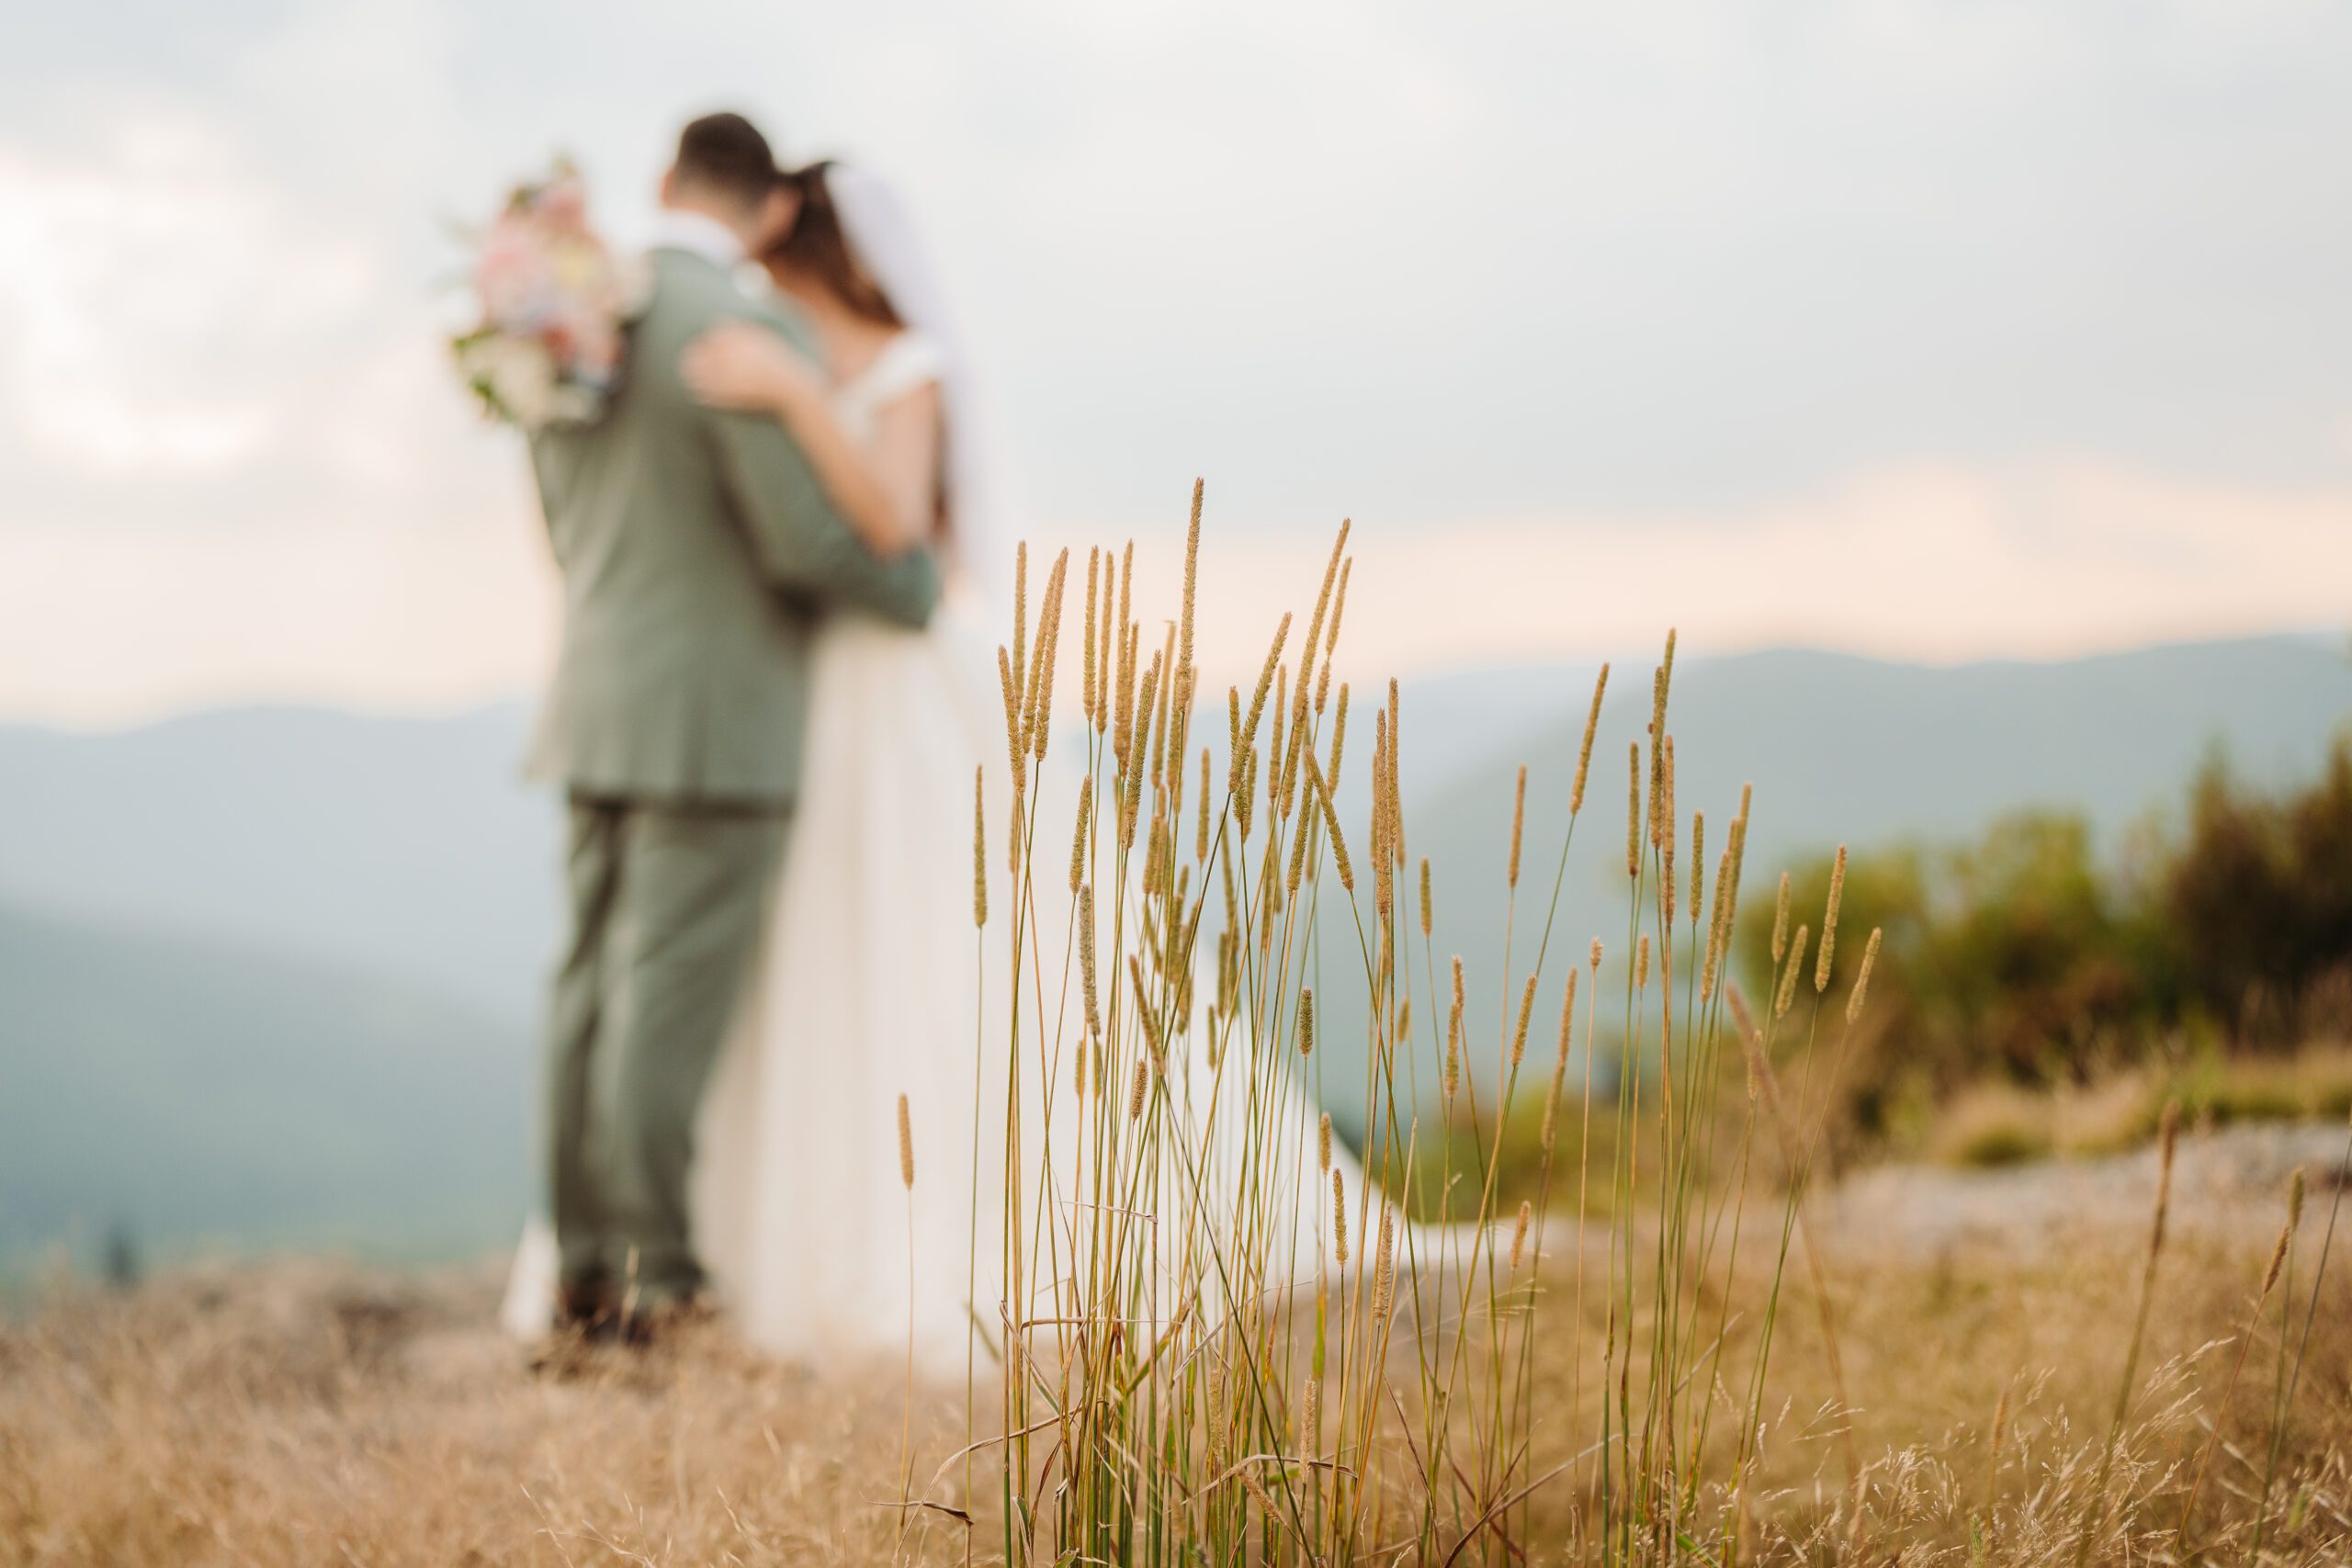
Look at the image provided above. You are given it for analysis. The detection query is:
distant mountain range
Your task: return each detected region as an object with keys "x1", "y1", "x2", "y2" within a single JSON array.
[
  {"x1": 0, "y1": 901, "x2": 526, "y2": 1270},
  {"x1": 0, "y1": 634, "x2": 2344, "y2": 1258},
  {"x1": 1319, "y1": 636, "x2": 2352, "y2": 1128},
  {"x1": 0, "y1": 703, "x2": 556, "y2": 1026}
]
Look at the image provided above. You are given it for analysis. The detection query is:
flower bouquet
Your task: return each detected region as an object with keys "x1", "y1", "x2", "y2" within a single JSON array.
[{"x1": 451, "y1": 158, "x2": 648, "y2": 432}]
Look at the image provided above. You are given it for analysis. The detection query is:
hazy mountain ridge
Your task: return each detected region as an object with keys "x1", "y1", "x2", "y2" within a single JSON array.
[
  {"x1": 0, "y1": 702, "x2": 558, "y2": 1025},
  {"x1": 0, "y1": 900, "x2": 528, "y2": 1269},
  {"x1": 1, "y1": 634, "x2": 2344, "y2": 1254}
]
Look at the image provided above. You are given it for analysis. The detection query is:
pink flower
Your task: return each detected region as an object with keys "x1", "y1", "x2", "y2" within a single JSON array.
[{"x1": 455, "y1": 157, "x2": 635, "y2": 430}]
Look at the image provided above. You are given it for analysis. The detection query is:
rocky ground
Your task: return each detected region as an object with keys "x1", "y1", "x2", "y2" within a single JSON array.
[{"x1": 1818, "y1": 1116, "x2": 2350, "y2": 1262}]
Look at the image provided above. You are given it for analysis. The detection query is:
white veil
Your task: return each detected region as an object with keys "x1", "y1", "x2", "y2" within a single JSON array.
[{"x1": 821, "y1": 164, "x2": 1012, "y2": 604}]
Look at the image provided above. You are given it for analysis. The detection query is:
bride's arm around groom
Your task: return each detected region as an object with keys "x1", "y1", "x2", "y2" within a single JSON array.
[{"x1": 684, "y1": 268, "x2": 940, "y2": 626}]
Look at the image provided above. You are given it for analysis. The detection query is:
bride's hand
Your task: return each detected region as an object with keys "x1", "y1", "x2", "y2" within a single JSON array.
[{"x1": 683, "y1": 321, "x2": 821, "y2": 415}]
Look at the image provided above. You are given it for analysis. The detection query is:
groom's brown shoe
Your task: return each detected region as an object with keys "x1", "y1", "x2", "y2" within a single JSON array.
[
  {"x1": 618, "y1": 1290, "x2": 718, "y2": 1351},
  {"x1": 522, "y1": 1275, "x2": 619, "y2": 1377},
  {"x1": 557, "y1": 1276, "x2": 623, "y2": 1340}
]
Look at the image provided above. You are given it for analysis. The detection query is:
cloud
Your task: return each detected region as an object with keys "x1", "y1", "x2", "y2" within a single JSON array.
[
  {"x1": 3, "y1": 0, "x2": 2349, "y2": 724},
  {"x1": 0, "y1": 0, "x2": 504, "y2": 539}
]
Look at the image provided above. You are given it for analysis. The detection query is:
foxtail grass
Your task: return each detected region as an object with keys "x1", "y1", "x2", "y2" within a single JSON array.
[{"x1": 922, "y1": 490, "x2": 2335, "y2": 1567}]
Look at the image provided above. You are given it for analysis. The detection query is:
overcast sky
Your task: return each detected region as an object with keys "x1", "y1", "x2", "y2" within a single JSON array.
[{"x1": 4, "y1": 1, "x2": 2348, "y2": 725}]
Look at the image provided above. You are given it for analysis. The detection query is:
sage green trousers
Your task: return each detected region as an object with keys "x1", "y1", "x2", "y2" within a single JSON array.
[{"x1": 545, "y1": 795, "x2": 786, "y2": 1304}]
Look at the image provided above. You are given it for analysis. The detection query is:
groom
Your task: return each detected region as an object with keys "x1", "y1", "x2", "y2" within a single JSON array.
[{"x1": 526, "y1": 112, "x2": 940, "y2": 1338}]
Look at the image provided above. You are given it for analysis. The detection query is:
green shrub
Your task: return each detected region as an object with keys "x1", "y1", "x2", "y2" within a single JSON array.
[{"x1": 1757, "y1": 736, "x2": 2352, "y2": 1144}]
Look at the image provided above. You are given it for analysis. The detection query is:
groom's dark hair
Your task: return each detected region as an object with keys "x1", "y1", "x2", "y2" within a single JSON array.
[{"x1": 672, "y1": 112, "x2": 782, "y2": 212}]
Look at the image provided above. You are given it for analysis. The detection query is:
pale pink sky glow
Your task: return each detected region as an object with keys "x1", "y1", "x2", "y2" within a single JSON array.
[{"x1": 3, "y1": 459, "x2": 2341, "y2": 728}]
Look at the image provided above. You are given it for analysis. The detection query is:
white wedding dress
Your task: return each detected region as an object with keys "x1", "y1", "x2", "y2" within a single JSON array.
[
  {"x1": 505, "y1": 327, "x2": 1358, "y2": 1372},
  {"x1": 689, "y1": 331, "x2": 1012, "y2": 1372}
]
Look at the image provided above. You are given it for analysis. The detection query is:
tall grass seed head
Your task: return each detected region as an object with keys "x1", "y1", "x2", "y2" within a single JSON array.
[
  {"x1": 1702, "y1": 848, "x2": 1733, "y2": 999},
  {"x1": 1096, "y1": 549, "x2": 1115, "y2": 736},
  {"x1": 2263, "y1": 1222, "x2": 2293, "y2": 1293},
  {"x1": 1078, "y1": 885, "x2": 1100, "y2": 1038},
  {"x1": 1508, "y1": 763, "x2": 1527, "y2": 889},
  {"x1": 1068, "y1": 786, "x2": 1091, "y2": 894},
  {"x1": 1115, "y1": 536, "x2": 1132, "y2": 652},
  {"x1": 1845, "y1": 926, "x2": 1882, "y2": 1022},
  {"x1": 1309, "y1": 753, "x2": 1354, "y2": 893},
  {"x1": 1511, "y1": 973, "x2": 1537, "y2": 1073},
  {"x1": 1571, "y1": 660, "x2": 1608, "y2": 815},
  {"x1": 1815, "y1": 843, "x2": 1847, "y2": 993},
  {"x1": 1661, "y1": 732, "x2": 1677, "y2": 869},
  {"x1": 1151, "y1": 622, "x2": 1176, "y2": 788},
  {"x1": 1231, "y1": 612, "x2": 1291, "y2": 792},
  {"x1": 1444, "y1": 956, "x2": 1464, "y2": 1099},
  {"x1": 1081, "y1": 544, "x2": 1100, "y2": 727},
  {"x1": 1178, "y1": 479, "x2": 1201, "y2": 704},
  {"x1": 1294, "y1": 518, "x2": 1347, "y2": 719},
  {"x1": 1127, "y1": 953, "x2": 1165, "y2": 1070},
  {"x1": 1197, "y1": 749, "x2": 1211, "y2": 861},
  {"x1": 1269, "y1": 662, "x2": 1288, "y2": 801},
  {"x1": 896, "y1": 1093, "x2": 914, "y2": 1190},
  {"x1": 971, "y1": 766, "x2": 988, "y2": 928},
  {"x1": 1741, "y1": 1014, "x2": 1785, "y2": 1122},
  {"x1": 1029, "y1": 558, "x2": 1068, "y2": 762},
  {"x1": 1325, "y1": 682, "x2": 1350, "y2": 790},
  {"x1": 1374, "y1": 677, "x2": 1392, "y2": 869},
  {"x1": 1009, "y1": 541, "x2": 1027, "y2": 706},
  {"x1": 1727, "y1": 982, "x2": 1760, "y2": 1046},
  {"x1": 1331, "y1": 1169, "x2": 1349, "y2": 1263},
  {"x1": 1284, "y1": 787, "x2": 1314, "y2": 897},
  {"x1": 996, "y1": 646, "x2": 1025, "y2": 793},
  {"x1": 1016, "y1": 556, "x2": 1055, "y2": 757},
  {"x1": 1646, "y1": 665, "x2": 1666, "y2": 845},
  {"x1": 1775, "y1": 924, "x2": 1809, "y2": 1018},
  {"x1": 1006, "y1": 776, "x2": 1025, "y2": 877},
  {"x1": 1625, "y1": 742, "x2": 1641, "y2": 878}
]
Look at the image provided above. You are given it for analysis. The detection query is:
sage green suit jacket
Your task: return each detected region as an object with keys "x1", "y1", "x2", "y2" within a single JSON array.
[{"x1": 524, "y1": 246, "x2": 941, "y2": 806}]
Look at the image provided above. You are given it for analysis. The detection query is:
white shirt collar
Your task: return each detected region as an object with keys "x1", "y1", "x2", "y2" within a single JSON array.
[{"x1": 648, "y1": 209, "x2": 747, "y2": 267}]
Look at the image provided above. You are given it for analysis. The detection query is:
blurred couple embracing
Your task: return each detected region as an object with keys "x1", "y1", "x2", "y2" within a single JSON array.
[{"x1": 499, "y1": 110, "x2": 1346, "y2": 1373}]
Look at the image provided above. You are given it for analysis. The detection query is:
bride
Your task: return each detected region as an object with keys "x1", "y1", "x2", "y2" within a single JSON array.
[
  {"x1": 508, "y1": 161, "x2": 1353, "y2": 1372},
  {"x1": 681, "y1": 159, "x2": 1013, "y2": 1372}
]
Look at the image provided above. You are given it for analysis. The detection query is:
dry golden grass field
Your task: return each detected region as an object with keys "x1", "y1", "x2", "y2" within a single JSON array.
[{"x1": 3, "y1": 1116, "x2": 2345, "y2": 1566}]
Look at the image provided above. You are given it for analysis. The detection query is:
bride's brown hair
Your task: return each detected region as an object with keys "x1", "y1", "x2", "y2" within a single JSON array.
[{"x1": 763, "y1": 161, "x2": 903, "y2": 328}]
